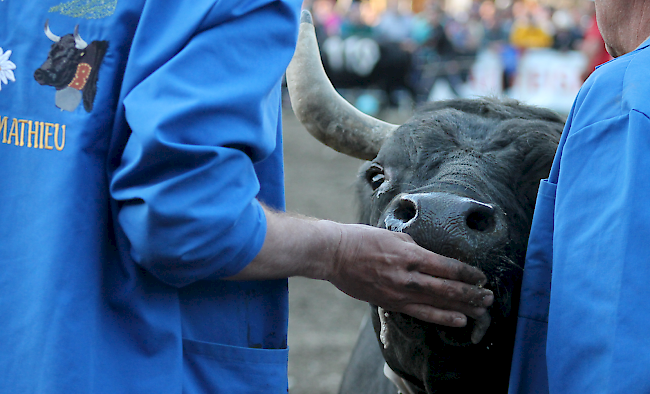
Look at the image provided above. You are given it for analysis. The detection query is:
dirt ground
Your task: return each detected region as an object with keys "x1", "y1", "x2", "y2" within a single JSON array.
[{"x1": 283, "y1": 105, "x2": 411, "y2": 394}]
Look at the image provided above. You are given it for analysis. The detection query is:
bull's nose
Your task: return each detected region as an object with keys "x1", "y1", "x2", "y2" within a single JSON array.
[
  {"x1": 464, "y1": 200, "x2": 497, "y2": 232},
  {"x1": 33, "y1": 69, "x2": 47, "y2": 85},
  {"x1": 382, "y1": 192, "x2": 506, "y2": 258},
  {"x1": 392, "y1": 197, "x2": 418, "y2": 224},
  {"x1": 392, "y1": 195, "x2": 496, "y2": 232}
]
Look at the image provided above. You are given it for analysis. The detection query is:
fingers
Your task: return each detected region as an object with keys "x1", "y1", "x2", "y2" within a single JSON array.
[
  {"x1": 400, "y1": 303, "x2": 468, "y2": 327},
  {"x1": 331, "y1": 223, "x2": 497, "y2": 344},
  {"x1": 399, "y1": 298, "x2": 487, "y2": 322},
  {"x1": 399, "y1": 303, "x2": 492, "y2": 341},
  {"x1": 395, "y1": 272, "x2": 493, "y2": 328},
  {"x1": 471, "y1": 312, "x2": 491, "y2": 344},
  {"x1": 395, "y1": 301, "x2": 493, "y2": 345},
  {"x1": 331, "y1": 223, "x2": 496, "y2": 331},
  {"x1": 412, "y1": 252, "x2": 488, "y2": 287},
  {"x1": 406, "y1": 272, "x2": 494, "y2": 310}
]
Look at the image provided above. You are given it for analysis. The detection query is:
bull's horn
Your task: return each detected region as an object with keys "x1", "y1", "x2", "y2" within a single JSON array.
[
  {"x1": 44, "y1": 20, "x2": 61, "y2": 43},
  {"x1": 73, "y1": 25, "x2": 89, "y2": 50},
  {"x1": 286, "y1": 10, "x2": 398, "y2": 161}
]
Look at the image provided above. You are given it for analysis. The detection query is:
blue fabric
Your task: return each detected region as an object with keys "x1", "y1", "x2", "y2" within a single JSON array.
[
  {"x1": 508, "y1": 180, "x2": 555, "y2": 394},
  {"x1": 0, "y1": 1, "x2": 301, "y2": 392},
  {"x1": 509, "y1": 37, "x2": 650, "y2": 393}
]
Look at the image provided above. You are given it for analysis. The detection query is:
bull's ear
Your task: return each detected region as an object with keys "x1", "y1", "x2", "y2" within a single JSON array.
[{"x1": 286, "y1": 10, "x2": 398, "y2": 161}]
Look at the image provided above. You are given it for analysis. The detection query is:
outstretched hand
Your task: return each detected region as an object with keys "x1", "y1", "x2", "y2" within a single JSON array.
[
  {"x1": 230, "y1": 206, "x2": 494, "y2": 343},
  {"x1": 325, "y1": 222, "x2": 494, "y2": 343}
]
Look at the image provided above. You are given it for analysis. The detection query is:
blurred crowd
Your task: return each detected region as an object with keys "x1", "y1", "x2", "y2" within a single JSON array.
[{"x1": 302, "y1": 0, "x2": 610, "y2": 105}]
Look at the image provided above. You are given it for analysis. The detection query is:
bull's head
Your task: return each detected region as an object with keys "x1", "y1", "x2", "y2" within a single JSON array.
[
  {"x1": 34, "y1": 21, "x2": 108, "y2": 112},
  {"x1": 34, "y1": 21, "x2": 89, "y2": 89},
  {"x1": 287, "y1": 11, "x2": 562, "y2": 393}
]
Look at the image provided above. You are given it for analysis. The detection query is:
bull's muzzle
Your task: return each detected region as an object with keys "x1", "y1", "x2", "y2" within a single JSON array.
[{"x1": 380, "y1": 192, "x2": 507, "y2": 263}]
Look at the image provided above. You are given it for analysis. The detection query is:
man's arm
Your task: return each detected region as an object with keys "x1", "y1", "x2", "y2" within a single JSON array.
[{"x1": 228, "y1": 205, "x2": 494, "y2": 333}]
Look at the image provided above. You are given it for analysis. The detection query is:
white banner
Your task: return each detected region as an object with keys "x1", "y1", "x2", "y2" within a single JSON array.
[{"x1": 434, "y1": 48, "x2": 587, "y2": 115}]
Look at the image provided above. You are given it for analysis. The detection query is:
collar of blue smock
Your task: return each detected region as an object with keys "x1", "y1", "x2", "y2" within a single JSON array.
[{"x1": 595, "y1": 35, "x2": 650, "y2": 70}]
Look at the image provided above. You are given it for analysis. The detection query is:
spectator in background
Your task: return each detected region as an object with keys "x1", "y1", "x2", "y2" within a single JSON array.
[
  {"x1": 339, "y1": 2, "x2": 375, "y2": 38},
  {"x1": 509, "y1": 2, "x2": 554, "y2": 49},
  {"x1": 441, "y1": 11, "x2": 483, "y2": 93},
  {"x1": 551, "y1": 9, "x2": 583, "y2": 52},
  {"x1": 479, "y1": 0, "x2": 518, "y2": 90},
  {"x1": 375, "y1": 0, "x2": 413, "y2": 44},
  {"x1": 445, "y1": 11, "x2": 483, "y2": 56},
  {"x1": 313, "y1": 0, "x2": 342, "y2": 36},
  {"x1": 410, "y1": 4, "x2": 463, "y2": 101},
  {"x1": 510, "y1": 13, "x2": 553, "y2": 49},
  {"x1": 414, "y1": 5, "x2": 455, "y2": 55},
  {"x1": 480, "y1": 0, "x2": 511, "y2": 47},
  {"x1": 312, "y1": 0, "x2": 343, "y2": 41}
]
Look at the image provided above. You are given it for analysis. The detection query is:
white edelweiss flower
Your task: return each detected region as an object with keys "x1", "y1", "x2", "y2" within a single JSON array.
[{"x1": 0, "y1": 47, "x2": 17, "y2": 90}]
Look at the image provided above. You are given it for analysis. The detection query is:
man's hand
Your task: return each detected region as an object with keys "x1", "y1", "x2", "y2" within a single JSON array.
[
  {"x1": 228, "y1": 206, "x2": 494, "y2": 342},
  {"x1": 325, "y1": 222, "x2": 493, "y2": 341}
]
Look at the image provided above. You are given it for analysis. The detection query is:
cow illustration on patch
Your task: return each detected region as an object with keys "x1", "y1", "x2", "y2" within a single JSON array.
[{"x1": 34, "y1": 21, "x2": 108, "y2": 112}]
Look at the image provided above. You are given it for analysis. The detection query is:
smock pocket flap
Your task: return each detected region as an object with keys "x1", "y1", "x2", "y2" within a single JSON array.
[{"x1": 183, "y1": 338, "x2": 289, "y2": 393}]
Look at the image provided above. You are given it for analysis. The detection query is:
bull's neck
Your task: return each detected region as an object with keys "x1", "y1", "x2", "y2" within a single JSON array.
[{"x1": 384, "y1": 363, "x2": 427, "y2": 394}]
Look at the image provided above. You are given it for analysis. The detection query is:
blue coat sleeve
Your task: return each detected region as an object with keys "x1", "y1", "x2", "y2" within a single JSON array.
[{"x1": 110, "y1": 0, "x2": 301, "y2": 287}]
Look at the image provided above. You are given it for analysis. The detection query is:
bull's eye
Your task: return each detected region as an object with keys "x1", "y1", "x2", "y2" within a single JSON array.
[{"x1": 366, "y1": 164, "x2": 386, "y2": 190}]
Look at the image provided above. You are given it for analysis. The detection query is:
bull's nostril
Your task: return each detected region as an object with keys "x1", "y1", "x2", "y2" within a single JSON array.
[
  {"x1": 394, "y1": 198, "x2": 417, "y2": 223},
  {"x1": 466, "y1": 207, "x2": 496, "y2": 232},
  {"x1": 34, "y1": 69, "x2": 47, "y2": 85}
]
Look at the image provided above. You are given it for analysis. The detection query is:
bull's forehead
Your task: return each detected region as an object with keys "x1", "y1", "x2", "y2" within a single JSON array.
[
  {"x1": 373, "y1": 116, "x2": 516, "y2": 200},
  {"x1": 51, "y1": 34, "x2": 77, "y2": 48},
  {"x1": 378, "y1": 122, "x2": 498, "y2": 175},
  {"x1": 383, "y1": 112, "x2": 495, "y2": 157},
  {"x1": 365, "y1": 101, "x2": 562, "y2": 204},
  {"x1": 405, "y1": 158, "x2": 506, "y2": 204}
]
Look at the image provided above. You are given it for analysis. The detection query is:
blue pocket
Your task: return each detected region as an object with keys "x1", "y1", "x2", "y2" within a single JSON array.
[{"x1": 182, "y1": 339, "x2": 289, "y2": 393}]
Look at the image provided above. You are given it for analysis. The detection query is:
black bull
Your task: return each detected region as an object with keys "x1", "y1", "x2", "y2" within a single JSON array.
[
  {"x1": 286, "y1": 11, "x2": 563, "y2": 394},
  {"x1": 33, "y1": 22, "x2": 108, "y2": 112}
]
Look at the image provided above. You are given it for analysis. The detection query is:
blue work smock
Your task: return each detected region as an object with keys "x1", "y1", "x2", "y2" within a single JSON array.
[
  {"x1": 509, "y1": 37, "x2": 650, "y2": 393},
  {"x1": 0, "y1": 1, "x2": 302, "y2": 392}
]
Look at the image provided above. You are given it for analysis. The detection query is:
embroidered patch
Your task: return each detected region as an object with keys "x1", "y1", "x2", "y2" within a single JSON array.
[
  {"x1": 33, "y1": 21, "x2": 108, "y2": 112},
  {"x1": 49, "y1": 0, "x2": 117, "y2": 19},
  {"x1": 0, "y1": 47, "x2": 16, "y2": 91}
]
